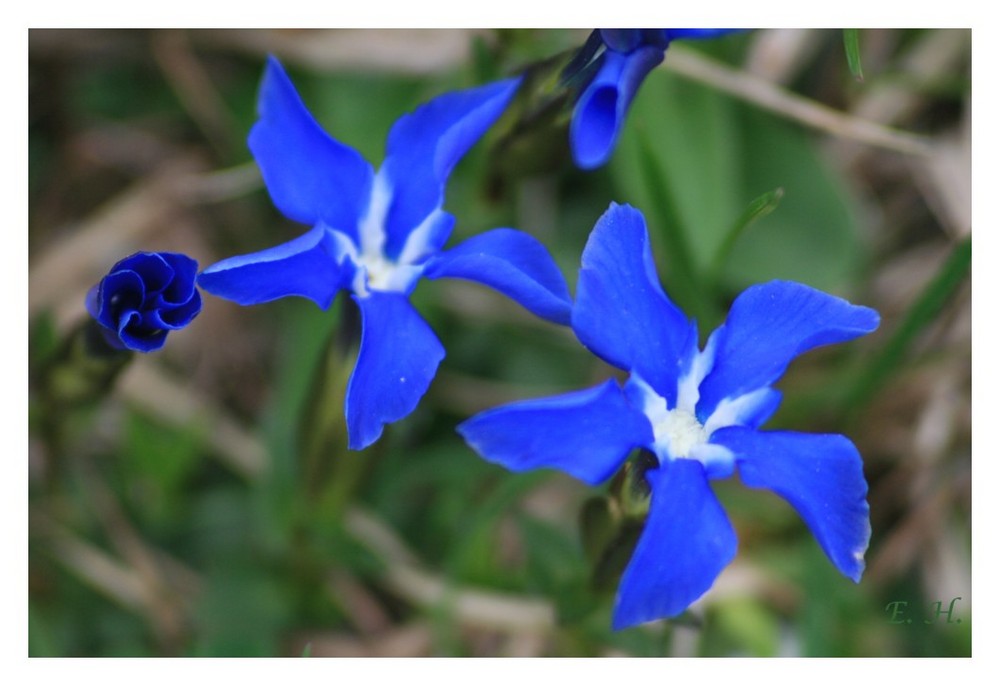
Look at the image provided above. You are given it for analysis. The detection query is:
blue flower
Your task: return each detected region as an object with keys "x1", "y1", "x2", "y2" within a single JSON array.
[
  {"x1": 86, "y1": 251, "x2": 202, "y2": 353},
  {"x1": 458, "y1": 203, "x2": 878, "y2": 630},
  {"x1": 198, "y1": 57, "x2": 571, "y2": 450},
  {"x1": 570, "y1": 29, "x2": 739, "y2": 169}
]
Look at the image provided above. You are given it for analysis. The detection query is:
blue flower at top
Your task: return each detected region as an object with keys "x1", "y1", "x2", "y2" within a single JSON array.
[
  {"x1": 198, "y1": 57, "x2": 571, "y2": 450},
  {"x1": 87, "y1": 251, "x2": 202, "y2": 353},
  {"x1": 458, "y1": 203, "x2": 878, "y2": 630},
  {"x1": 570, "y1": 29, "x2": 738, "y2": 169}
]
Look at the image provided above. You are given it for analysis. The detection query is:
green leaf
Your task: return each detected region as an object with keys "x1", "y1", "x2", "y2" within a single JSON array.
[
  {"x1": 725, "y1": 107, "x2": 865, "y2": 293},
  {"x1": 614, "y1": 70, "x2": 743, "y2": 269},
  {"x1": 28, "y1": 603, "x2": 62, "y2": 657},
  {"x1": 29, "y1": 311, "x2": 60, "y2": 371},
  {"x1": 615, "y1": 70, "x2": 866, "y2": 328},
  {"x1": 517, "y1": 514, "x2": 592, "y2": 622},
  {"x1": 192, "y1": 566, "x2": 292, "y2": 656},
  {"x1": 446, "y1": 470, "x2": 549, "y2": 584},
  {"x1": 843, "y1": 29, "x2": 864, "y2": 82},
  {"x1": 304, "y1": 72, "x2": 428, "y2": 164},
  {"x1": 124, "y1": 412, "x2": 203, "y2": 523},
  {"x1": 631, "y1": 131, "x2": 714, "y2": 324},
  {"x1": 259, "y1": 297, "x2": 342, "y2": 530},
  {"x1": 711, "y1": 597, "x2": 780, "y2": 656}
]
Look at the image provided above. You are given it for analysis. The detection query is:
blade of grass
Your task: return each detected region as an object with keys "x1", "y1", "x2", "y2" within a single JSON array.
[
  {"x1": 709, "y1": 187, "x2": 785, "y2": 279},
  {"x1": 847, "y1": 237, "x2": 970, "y2": 408},
  {"x1": 843, "y1": 29, "x2": 864, "y2": 82}
]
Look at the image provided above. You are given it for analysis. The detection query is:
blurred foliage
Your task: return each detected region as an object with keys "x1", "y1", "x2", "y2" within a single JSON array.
[{"x1": 28, "y1": 29, "x2": 970, "y2": 657}]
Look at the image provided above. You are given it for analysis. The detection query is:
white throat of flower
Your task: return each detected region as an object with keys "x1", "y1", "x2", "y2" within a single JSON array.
[
  {"x1": 634, "y1": 377, "x2": 711, "y2": 461},
  {"x1": 651, "y1": 408, "x2": 708, "y2": 458},
  {"x1": 348, "y1": 172, "x2": 426, "y2": 296},
  {"x1": 629, "y1": 335, "x2": 734, "y2": 476},
  {"x1": 628, "y1": 333, "x2": 782, "y2": 479},
  {"x1": 357, "y1": 252, "x2": 400, "y2": 291}
]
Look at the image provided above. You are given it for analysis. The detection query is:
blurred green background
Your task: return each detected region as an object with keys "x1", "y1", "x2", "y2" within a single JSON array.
[{"x1": 28, "y1": 29, "x2": 970, "y2": 657}]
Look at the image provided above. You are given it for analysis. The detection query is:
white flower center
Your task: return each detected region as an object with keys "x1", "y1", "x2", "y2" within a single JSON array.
[
  {"x1": 350, "y1": 251, "x2": 422, "y2": 295},
  {"x1": 652, "y1": 408, "x2": 708, "y2": 459},
  {"x1": 629, "y1": 374, "x2": 735, "y2": 478},
  {"x1": 629, "y1": 376, "x2": 711, "y2": 462},
  {"x1": 359, "y1": 253, "x2": 397, "y2": 291},
  {"x1": 347, "y1": 169, "x2": 439, "y2": 297},
  {"x1": 351, "y1": 172, "x2": 403, "y2": 294}
]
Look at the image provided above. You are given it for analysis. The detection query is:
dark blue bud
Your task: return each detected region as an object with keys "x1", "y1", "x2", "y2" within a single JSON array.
[{"x1": 86, "y1": 252, "x2": 202, "y2": 353}]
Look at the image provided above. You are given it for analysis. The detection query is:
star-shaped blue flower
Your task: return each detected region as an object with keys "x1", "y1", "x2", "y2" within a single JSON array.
[
  {"x1": 458, "y1": 203, "x2": 878, "y2": 630},
  {"x1": 198, "y1": 57, "x2": 571, "y2": 450},
  {"x1": 570, "y1": 29, "x2": 738, "y2": 169}
]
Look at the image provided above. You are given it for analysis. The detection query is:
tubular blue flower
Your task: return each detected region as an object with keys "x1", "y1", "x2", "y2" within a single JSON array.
[
  {"x1": 569, "y1": 29, "x2": 739, "y2": 169},
  {"x1": 198, "y1": 57, "x2": 570, "y2": 450},
  {"x1": 86, "y1": 251, "x2": 202, "y2": 353},
  {"x1": 458, "y1": 203, "x2": 879, "y2": 630}
]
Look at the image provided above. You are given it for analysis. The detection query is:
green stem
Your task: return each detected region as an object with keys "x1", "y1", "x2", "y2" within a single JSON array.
[{"x1": 295, "y1": 298, "x2": 372, "y2": 528}]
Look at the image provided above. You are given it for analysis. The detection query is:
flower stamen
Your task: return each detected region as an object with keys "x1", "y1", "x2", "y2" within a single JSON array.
[{"x1": 653, "y1": 408, "x2": 708, "y2": 459}]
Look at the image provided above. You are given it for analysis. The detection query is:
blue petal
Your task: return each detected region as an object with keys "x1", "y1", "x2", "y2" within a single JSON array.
[
  {"x1": 697, "y1": 281, "x2": 880, "y2": 419},
  {"x1": 613, "y1": 459, "x2": 737, "y2": 629},
  {"x1": 379, "y1": 77, "x2": 521, "y2": 260},
  {"x1": 147, "y1": 292, "x2": 202, "y2": 330},
  {"x1": 715, "y1": 426, "x2": 870, "y2": 582},
  {"x1": 345, "y1": 292, "x2": 445, "y2": 450},
  {"x1": 88, "y1": 270, "x2": 144, "y2": 329},
  {"x1": 198, "y1": 224, "x2": 352, "y2": 309},
  {"x1": 119, "y1": 313, "x2": 168, "y2": 353},
  {"x1": 572, "y1": 203, "x2": 696, "y2": 406},
  {"x1": 84, "y1": 284, "x2": 101, "y2": 321},
  {"x1": 118, "y1": 253, "x2": 173, "y2": 295},
  {"x1": 457, "y1": 380, "x2": 652, "y2": 486},
  {"x1": 249, "y1": 56, "x2": 374, "y2": 237},
  {"x1": 570, "y1": 46, "x2": 663, "y2": 169},
  {"x1": 423, "y1": 228, "x2": 572, "y2": 325},
  {"x1": 157, "y1": 252, "x2": 200, "y2": 306},
  {"x1": 662, "y1": 29, "x2": 742, "y2": 41}
]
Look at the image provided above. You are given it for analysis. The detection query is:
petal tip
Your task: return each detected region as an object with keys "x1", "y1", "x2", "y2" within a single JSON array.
[{"x1": 570, "y1": 85, "x2": 620, "y2": 169}]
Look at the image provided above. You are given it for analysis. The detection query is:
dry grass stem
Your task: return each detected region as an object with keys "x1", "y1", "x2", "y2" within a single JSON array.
[
  {"x1": 152, "y1": 31, "x2": 241, "y2": 158},
  {"x1": 38, "y1": 515, "x2": 149, "y2": 613},
  {"x1": 744, "y1": 29, "x2": 824, "y2": 85},
  {"x1": 666, "y1": 46, "x2": 934, "y2": 158},
  {"x1": 196, "y1": 29, "x2": 487, "y2": 75},
  {"x1": 294, "y1": 622, "x2": 434, "y2": 657},
  {"x1": 29, "y1": 154, "x2": 207, "y2": 318},
  {"x1": 116, "y1": 362, "x2": 559, "y2": 634},
  {"x1": 343, "y1": 508, "x2": 557, "y2": 634}
]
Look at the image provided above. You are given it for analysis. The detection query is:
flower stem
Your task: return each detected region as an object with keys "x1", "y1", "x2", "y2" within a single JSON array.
[{"x1": 295, "y1": 298, "x2": 373, "y2": 527}]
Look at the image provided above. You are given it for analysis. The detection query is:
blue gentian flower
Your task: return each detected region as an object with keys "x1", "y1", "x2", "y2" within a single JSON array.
[
  {"x1": 86, "y1": 251, "x2": 202, "y2": 353},
  {"x1": 458, "y1": 203, "x2": 878, "y2": 630},
  {"x1": 570, "y1": 29, "x2": 738, "y2": 169},
  {"x1": 198, "y1": 57, "x2": 571, "y2": 450}
]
